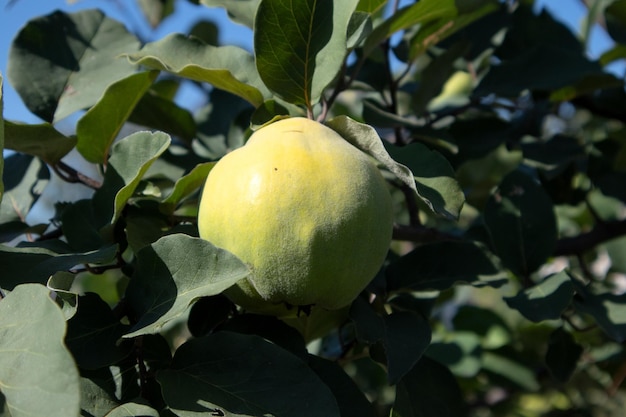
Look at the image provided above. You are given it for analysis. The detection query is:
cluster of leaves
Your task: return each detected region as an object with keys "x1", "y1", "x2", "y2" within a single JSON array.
[{"x1": 2, "y1": 0, "x2": 626, "y2": 416}]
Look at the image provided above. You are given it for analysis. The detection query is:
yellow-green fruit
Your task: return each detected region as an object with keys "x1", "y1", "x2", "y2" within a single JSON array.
[{"x1": 198, "y1": 117, "x2": 393, "y2": 312}]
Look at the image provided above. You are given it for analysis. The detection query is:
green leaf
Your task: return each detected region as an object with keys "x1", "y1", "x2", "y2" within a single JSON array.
[
  {"x1": 93, "y1": 131, "x2": 171, "y2": 224},
  {"x1": 138, "y1": 0, "x2": 175, "y2": 28},
  {"x1": 0, "y1": 284, "x2": 80, "y2": 417},
  {"x1": 79, "y1": 375, "x2": 120, "y2": 417},
  {"x1": 7, "y1": 9, "x2": 140, "y2": 123},
  {"x1": 385, "y1": 141, "x2": 465, "y2": 220},
  {"x1": 357, "y1": 0, "x2": 386, "y2": 14},
  {"x1": 124, "y1": 34, "x2": 267, "y2": 107},
  {"x1": 391, "y1": 356, "x2": 469, "y2": 417},
  {"x1": 124, "y1": 234, "x2": 250, "y2": 337},
  {"x1": 157, "y1": 332, "x2": 340, "y2": 417},
  {"x1": 200, "y1": 0, "x2": 259, "y2": 28},
  {"x1": 504, "y1": 270, "x2": 575, "y2": 322},
  {"x1": 254, "y1": 0, "x2": 359, "y2": 107},
  {"x1": 159, "y1": 162, "x2": 215, "y2": 214},
  {"x1": 408, "y1": 1, "x2": 498, "y2": 60},
  {"x1": 4, "y1": 121, "x2": 76, "y2": 165},
  {"x1": 0, "y1": 154, "x2": 49, "y2": 225},
  {"x1": 364, "y1": 0, "x2": 457, "y2": 55},
  {"x1": 482, "y1": 350, "x2": 540, "y2": 391},
  {"x1": 386, "y1": 241, "x2": 507, "y2": 292},
  {"x1": 484, "y1": 170, "x2": 557, "y2": 278},
  {"x1": 47, "y1": 271, "x2": 79, "y2": 320},
  {"x1": 105, "y1": 400, "x2": 160, "y2": 417},
  {"x1": 573, "y1": 281, "x2": 626, "y2": 342},
  {"x1": 0, "y1": 221, "x2": 46, "y2": 243},
  {"x1": 66, "y1": 293, "x2": 133, "y2": 369},
  {"x1": 426, "y1": 332, "x2": 482, "y2": 378},
  {"x1": 0, "y1": 244, "x2": 117, "y2": 290},
  {"x1": 129, "y1": 89, "x2": 197, "y2": 143},
  {"x1": 326, "y1": 115, "x2": 419, "y2": 200},
  {"x1": 76, "y1": 71, "x2": 159, "y2": 164},
  {"x1": 545, "y1": 327, "x2": 583, "y2": 383}
]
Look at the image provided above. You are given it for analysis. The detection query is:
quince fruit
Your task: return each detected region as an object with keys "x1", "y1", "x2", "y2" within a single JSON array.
[{"x1": 198, "y1": 117, "x2": 393, "y2": 313}]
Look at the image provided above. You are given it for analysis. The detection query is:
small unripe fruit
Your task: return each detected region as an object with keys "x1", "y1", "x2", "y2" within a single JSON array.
[{"x1": 198, "y1": 117, "x2": 393, "y2": 313}]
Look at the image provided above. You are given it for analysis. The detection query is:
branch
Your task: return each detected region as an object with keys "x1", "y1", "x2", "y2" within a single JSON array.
[{"x1": 554, "y1": 219, "x2": 626, "y2": 256}]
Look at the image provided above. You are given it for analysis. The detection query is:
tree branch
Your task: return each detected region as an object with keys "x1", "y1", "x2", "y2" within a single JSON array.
[{"x1": 554, "y1": 219, "x2": 626, "y2": 256}]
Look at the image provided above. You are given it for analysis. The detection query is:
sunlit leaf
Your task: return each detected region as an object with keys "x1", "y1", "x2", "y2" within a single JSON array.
[
  {"x1": 255, "y1": 0, "x2": 359, "y2": 107},
  {"x1": 8, "y1": 9, "x2": 140, "y2": 122},
  {"x1": 158, "y1": 332, "x2": 341, "y2": 417},
  {"x1": 76, "y1": 71, "x2": 159, "y2": 164},
  {"x1": 200, "y1": 0, "x2": 259, "y2": 28},
  {"x1": 125, "y1": 34, "x2": 267, "y2": 107},
  {"x1": 124, "y1": 234, "x2": 250, "y2": 337},
  {"x1": 0, "y1": 284, "x2": 80, "y2": 417},
  {"x1": 0, "y1": 154, "x2": 49, "y2": 225},
  {"x1": 482, "y1": 350, "x2": 540, "y2": 391},
  {"x1": 573, "y1": 281, "x2": 626, "y2": 342},
  {"x1": 105, "y1": 400, "x2": 160, "y2": 417}
]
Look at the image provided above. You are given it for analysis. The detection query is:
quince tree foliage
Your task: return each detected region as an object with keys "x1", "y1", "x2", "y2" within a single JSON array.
[{"x1": 1, "y1": 0, "x2": 626, "y2": 416}]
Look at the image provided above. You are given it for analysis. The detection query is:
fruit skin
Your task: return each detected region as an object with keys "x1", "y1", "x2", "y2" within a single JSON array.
[{"x1": 198, "y1": 117, "x2": 393, "y2": 312}]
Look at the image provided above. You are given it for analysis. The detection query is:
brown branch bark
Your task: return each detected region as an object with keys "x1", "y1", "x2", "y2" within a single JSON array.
[{"x1": 553, "y1": 219, "x2": 626, "y2": 256}]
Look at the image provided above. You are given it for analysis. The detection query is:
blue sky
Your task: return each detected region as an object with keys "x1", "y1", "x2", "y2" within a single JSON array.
[{"x1": 0, "y1": 0, "x2": 621, "y2": 125}]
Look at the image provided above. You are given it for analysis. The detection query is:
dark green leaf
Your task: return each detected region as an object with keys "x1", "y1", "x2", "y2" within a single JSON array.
[
  {"x1": 4, "y1": 121, "x2": 76, "y2": 164},
  {"x1": 347, "y1": 11, "x2": 373, "y2": 49},
  {"x1": 93, "y1": 131, "x2": 171, "y2": 224},
  {"x1": 386, "y1": 241, "x2": 507, "y2": 292},
  {"x1": 521, "y1": 134, "x2": 586, "y2": 169},
  {"x1": 124, "y1": 34, "x2": 267, "y2": 107},
  {"x1": 476, "y1": 44, "x2": 602, "y2": 97},
  {"x1": 66, "y1": 293, "x2": 133, "y2": 369},
  {"x1": 605, "y1": 0, "x2": 626, "y2": 43},
  {"x1": 0, "y1": 284, "x2": 80, "y2": 417},
  {"x1": 157, "y1": 332, "x2": 340, "y2": 417},
  {"x1": 7, "y1": 9, "x2": 140, "y2": 122},
  {"x1": 0, "y1": 244, "x2": 117, "y2": 290},
  {"x1": 391, "y1": 356, "x2": 469, "y2": 417},
  {"x1": 573, "y1": 281, "x2": 626, "y2": 342},
  {"x1": 350, "y1": 298, "x2": 432, "y2": 384},
  {"x1": 0, "y1": 220, "x2": 46, "y2": 243},
  {"x1": 124, "y1": 234, "x2": 250, "y2": 337},
  {"x1": 200, "y1": 0, "x2": 259, "y2": 28},
  {"x1": 447, "y1": 116, "x2": 510, "y2": 166},
  {"x1": 79, "y1": 374, "x2": 120, "y2": 417},
  {"x1": 129, "y1": 89, "x2": 197, "y2": 143},
  {"x1": 308, "y1": 355, "x2": 377, "y2": 417},
  {"x1": 356, "y1": 0, "x2": 386, "y2": 14},
  {"x1": 76, "y1": 71, "x2": 159, "y2": 164},
  {"x1": 549, "y1": 73, "x2": 624, "y2": 102},
  {"x1": 61, "y1": 199, "x2": 104, "y2": 252},
  {"x1": 545, "y1": 327, "x2": 583, "y2": 383},
  {"x1": 385, "y1": 141, "x2": 465, "y2": 220},
  {"x1": 453, "y1": 305, "x2": 512, "y2": 349},
  {"x1": 189, "y1": 20, "x2": 220, "y2": 46},
  {"x1": 254, "y1": 0, "x2": 359, "y2": 107},
  {"x1": 187, "y1": 295, "x2": 234, "y2": 337},
  {"x1": 484, "y1": 170, "x2": 557, "y2": 277},
  {"x1": 504, "y1": 270, "x2": 575, "y2": 322}
]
